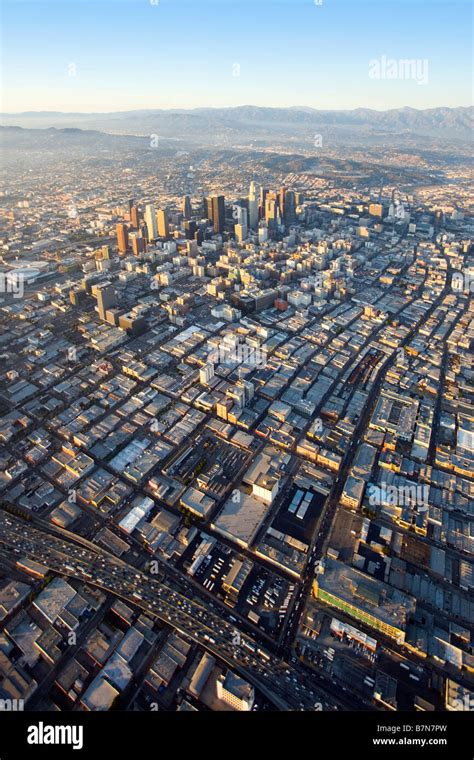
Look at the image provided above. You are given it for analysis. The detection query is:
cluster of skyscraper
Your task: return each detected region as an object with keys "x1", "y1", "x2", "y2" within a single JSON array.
[{"x1": 114, "y1": 183, "x2": 304, "y2": 255}]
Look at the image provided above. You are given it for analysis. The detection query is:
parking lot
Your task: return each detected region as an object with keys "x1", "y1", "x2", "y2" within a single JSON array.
[{"x1": 234, "y1": 567, "x2": 296, "y2": 638}]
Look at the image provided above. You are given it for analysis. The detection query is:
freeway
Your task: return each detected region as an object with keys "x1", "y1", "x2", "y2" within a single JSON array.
[
  {"x1": 0, "y1": 509, "x2": 343, "y2": 712},
  {"x1": 0, "y1": 248, "x2": 437, "y2": 712}
]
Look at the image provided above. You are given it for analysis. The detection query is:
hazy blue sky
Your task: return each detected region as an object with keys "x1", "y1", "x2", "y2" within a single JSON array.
[{"x1": 2, "y1": 0, "x2": 472, "y2": 112}]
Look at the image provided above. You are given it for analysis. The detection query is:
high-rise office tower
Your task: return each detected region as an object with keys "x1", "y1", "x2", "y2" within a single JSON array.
[
  {"x1": 116, "y1": 223, "x2": 129, "y2": 253},
  {"x1": 199, "y1": 363, "x2": 215, "y2": 385},
  {"x1": 248, "y1": 181, "x2": 259, "y2": 230},
  {"x1": 279, "y1": 186, "x2": 287, "y2": 219},
  {"x1": 284, "y1": 190, "x2": 296, "y2": 224},
  {"x1": 182, "y1": 195, "x2": 192, "y2": 220},
  {"x1": 258, "y1": 221, "x2": 269, "y2": 243},
  {"x1": 130, "y1": 206, "x2": 140, "y2": 229},
  {"x1": 184, "y1": 220, "x2": 197, "y2": 240},
  {"x1": 211, "y1": 195, "x2": 225, "y2": 234},
  {"x1": 203, "y1": 196, "x2": 213, "y2": 220},
  {"x1": 93, "y1": 282, "x2": 116, "y2": 321},
  {"x1": 132, "y1": 235, "x2": 146, "y2": 255},
  {"x1": 265, "y1": 197, "x2": 279, "y2": 229},
  {"x1": 144, "y1": 204, "x2": 158, "y2": 241},
  {"x1": 157, "y1": 208, "x2": 170, "y2": 238},
  {"x1": 243, "y1": 380, "x2": 254, "y2": 403},
  {"x1": 259, "y1": 187, "x2": 268, "y2": 220},
  {"x1": 235, "y1": 223, "x2": 248, "y2": 243}
]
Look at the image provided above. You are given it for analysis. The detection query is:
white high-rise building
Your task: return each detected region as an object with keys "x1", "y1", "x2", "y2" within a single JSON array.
[
  {"x1": 199, "y1": 363, "x2": 215, "y2": 385},
  {"x1": 258, "y1": 221, "x2": 268, "y2": 243},
  {"x1": 235, "y1": 206, "x2": 248, "y2": 226},
  {"x1": 144, "y1": 204, "x2": 158, "y2": 241},
  {"x1": 243, "y1": 380, "x2": 254, "y2": 403},
  {"x1": 248, "y1": 181, "x2": 259, "y2": 230}
]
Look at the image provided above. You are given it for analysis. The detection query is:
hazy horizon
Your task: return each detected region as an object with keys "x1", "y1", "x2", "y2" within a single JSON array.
[
  {"x1": 2, "y1": 0, "x2": 472, "y2": 113},
  {"x1": 1, "y1": 104, "x2": 473, "y2": 116}
]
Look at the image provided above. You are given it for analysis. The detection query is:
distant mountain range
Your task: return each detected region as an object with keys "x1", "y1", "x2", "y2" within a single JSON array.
[
  {"x1": 1, "y1": 106, "x2": 472, "y2": 147},
  {"x1": 0, "y1": 125, "x2": 156, "y2": 152}
]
